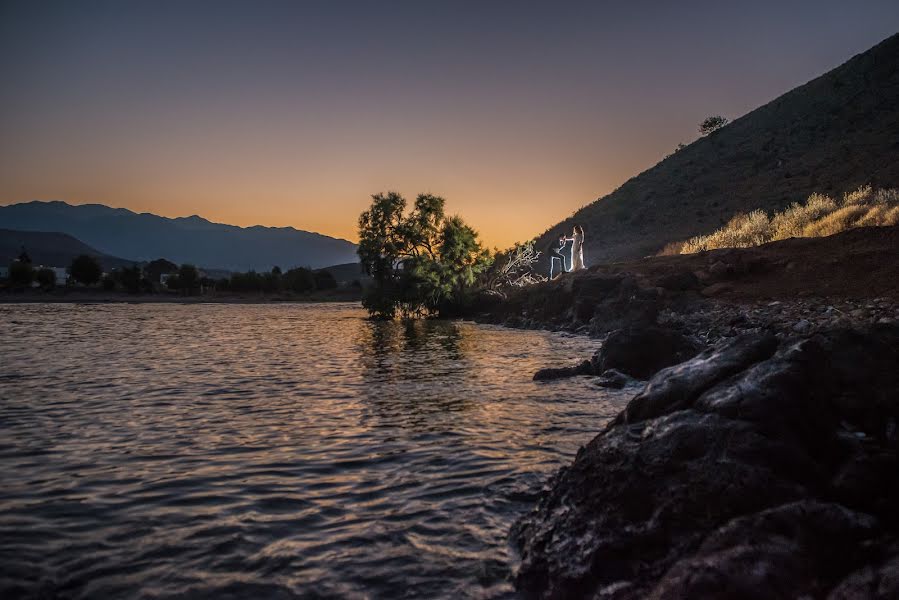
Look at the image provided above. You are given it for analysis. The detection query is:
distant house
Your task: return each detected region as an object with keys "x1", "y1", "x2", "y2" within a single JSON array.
[
  {"x1": 51, "y1": 267, "x2": 68, "y2": 285},
  {"x1": 0, "y1": 266, "x2": 8, "y2": 280}
]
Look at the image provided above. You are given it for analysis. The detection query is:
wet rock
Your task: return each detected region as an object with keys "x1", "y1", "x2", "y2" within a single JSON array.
[
  {"x1": 513, "y1": 325, "x2": 899, "y2": 599},
  {"x1": 591, "y1": 326, "x2": 702, "y2": 380},
  {"x1": 593, "y1": 368, "x2": 637, "y2": 389},
  {"x1": 533, "y1": 359, "x2": 593, "y2": 381},
  {"x1": 621, "y1": 333, "x2": 777, "y2": 424}
]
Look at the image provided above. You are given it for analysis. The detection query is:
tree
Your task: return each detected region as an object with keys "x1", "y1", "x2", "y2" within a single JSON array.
[
  {"x1": 145, "y1": 258, "x2": 178, "y2": 283},
  {"x1": 314, "y1": 270, "x2": 337, "y2": 290},
  {"x1": 284, "y1": 267, "x2": 316, "y2": 292},
  {"x1": 35, "y1": 267, "x2": 56, "y2": 289},
  {"x1": 9, "y1": 261, "x2": 34, "y2": 287},
  {"x1": 357, "y1": 191, "x2": 492, "y2": 318},
  {"x1": 175, "y1": 264, "x2": 199, "y2": 294},
  {"x1": 69, "y1": 255, "x2": 102, "y2": 286},
  {"x1": 699, "y1": 115, "x2": 728, "y2": 136},
  {"x1": 118, "y1": 265, "x2": 143, "y2": 293}
]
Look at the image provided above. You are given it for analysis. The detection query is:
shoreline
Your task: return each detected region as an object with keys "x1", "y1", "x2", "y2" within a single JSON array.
[
  {"x1": 463, "y1": 227, "x2": 899, "y2": 598},
  {"x1": 0, "y1": 290, "x2": 363, "y2": 305}
]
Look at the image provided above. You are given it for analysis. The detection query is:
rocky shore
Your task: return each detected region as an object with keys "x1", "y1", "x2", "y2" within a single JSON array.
[
  {"x1": 513, "y1": 325, "x2": 899, "y2": 599},
  {"x1": 469, "y1": 228, "x2": 899, "y2": 598}
]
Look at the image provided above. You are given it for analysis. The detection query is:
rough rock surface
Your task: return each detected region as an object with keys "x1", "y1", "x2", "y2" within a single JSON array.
[
  {"x1": 513, "y1": 325, "x2": 899, "y2": 599},
  {"x1": 590, "y1": 326, "x2": 702, "y2": 380},
  {"x1": 533, "y1": 360, "x2": 593, "y2": 381},
  {"x1": 593, "y1": 368, "x2": 637, "y2": 390}
]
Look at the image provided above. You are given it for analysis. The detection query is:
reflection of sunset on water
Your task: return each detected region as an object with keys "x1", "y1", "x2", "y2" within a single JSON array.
[{"x1": 0, "y1": 303, "x2": 629, "y2": 598}]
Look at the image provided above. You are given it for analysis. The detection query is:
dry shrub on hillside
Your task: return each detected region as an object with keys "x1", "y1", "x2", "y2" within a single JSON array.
[
  {"x1": 770, "y1": 193, "x2": 837, "y2": 240},
  {"x1": 681, "y1": 210, "x2": 770, "y2": 253},
  {"x1": 679, "y1": 186, "x2": 899, "y2": 254}
]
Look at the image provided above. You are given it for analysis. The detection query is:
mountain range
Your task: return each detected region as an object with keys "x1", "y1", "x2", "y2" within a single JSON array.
[
  {"x1": 536, "y1": 32, "x2": 899, "y2": 263},
  {"x1": 0, "y1": 229, "x2": 134, "y2": 271},
  {"x1": 0, "y1": 202, "x2": 358, "y2": 271}
]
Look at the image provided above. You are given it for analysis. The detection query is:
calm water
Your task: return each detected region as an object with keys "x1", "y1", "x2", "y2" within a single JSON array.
[{"x1": 0, "y1": 303, "x2": 628, "y2": 599}]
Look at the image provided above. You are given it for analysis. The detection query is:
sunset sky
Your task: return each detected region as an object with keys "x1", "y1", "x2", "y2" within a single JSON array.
[{"x1": 1, "y1": 1, "x2": 898, "y2": 248}]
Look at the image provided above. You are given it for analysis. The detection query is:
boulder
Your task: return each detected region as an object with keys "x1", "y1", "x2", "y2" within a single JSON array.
[
  {"x1": 513, "y1": 325, "x2": 899, "y2": 600},
  {"x1": 533, "y1": 359, "x2": 593, "y2": 381},
  {"x1": 589, "y1": 277, "x2": 662, "y2": 334},
  {"x1": 593, "y1": 368, "x2": 637, "y2": 389},
  {"x1": 591, "y1": 326, "x2": 703, "y2": 381}
]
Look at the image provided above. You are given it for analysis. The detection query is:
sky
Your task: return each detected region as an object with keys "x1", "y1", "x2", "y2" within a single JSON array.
[{"x1": 1, "y1": 1, "x2": 897, "y2": 248}]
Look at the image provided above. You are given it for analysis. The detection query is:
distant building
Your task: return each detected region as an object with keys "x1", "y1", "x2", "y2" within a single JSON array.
[
  {"x1": 160, "y1": 273, "x2": 173, "y2": 285},
  {"x1": 0, "y1": 266, "x2": 8, "y2": 280},
  {"x1": 51, "y1": 267, "x2": 68, "y2": 285}
]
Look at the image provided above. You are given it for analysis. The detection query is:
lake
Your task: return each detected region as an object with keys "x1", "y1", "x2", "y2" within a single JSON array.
[{"x1": 0, "y1": 303, "x2": 628, "y2": 599}]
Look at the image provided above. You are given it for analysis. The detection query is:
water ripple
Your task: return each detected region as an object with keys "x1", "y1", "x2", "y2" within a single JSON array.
[{"x1": 0, "y1": 302, "x2": 629, "y2": 599}]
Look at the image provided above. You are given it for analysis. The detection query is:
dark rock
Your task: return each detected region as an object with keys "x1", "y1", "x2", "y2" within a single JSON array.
[
  {"x1": 829, "y1": 553, "x2": 899, "y2": 599},
  {"x1": 589, "y1": 277, "x2": 661, "y2": 334},
  {"x1": 709, "y1": 261, "x2": 729, "y2": 277},
  {"x1": 621, "y1": 332, "x2": 777, "y2": 424},
  {"x1": 591, "y1": 326, "x2": 702, "y2": 380},
  {"x1": 513, "y1": 325, "x2": 899, "y2": 600},
  {"x1": 655, "y1": 270, "x2": 701, "y2": 292},
  {"x1": 651, "y1": 502, "x2": 879, "y2": 599},
  {"x1": 533, "y1": 359, "x2": 593, "y2": 381},
  {"x1": 700, "y1": 282, "x2": 733, "y2": 297},
  {"x1": 594, "y1": 368, "x2": 637, "y2": 389}
]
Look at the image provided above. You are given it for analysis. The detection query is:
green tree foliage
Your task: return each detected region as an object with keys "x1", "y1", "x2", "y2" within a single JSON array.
[
  {"x1": 35, "y1": 267, "x2": 56, "y2": 289},
  {"x1": 69, "y1": 255, "x2": 102, "y2": 286},
  {"x1": 357, "y1": 192, "x2": 492, "y2": 319},
  {"x1": 699, "y1": 115, "x2": 728, "y2": 135},
  {"x1": 9, "y1": 261, "x2": 34, "y2": 287}
]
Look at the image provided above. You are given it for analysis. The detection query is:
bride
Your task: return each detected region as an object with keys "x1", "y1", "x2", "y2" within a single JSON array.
[{"x1": 570, "y1": 225, "x2": 586, "y2": 271}]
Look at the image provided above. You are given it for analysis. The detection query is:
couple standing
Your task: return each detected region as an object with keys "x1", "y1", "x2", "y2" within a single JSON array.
[{"x1": 547, "y1": 225, "x2": 586, "y2": 279}]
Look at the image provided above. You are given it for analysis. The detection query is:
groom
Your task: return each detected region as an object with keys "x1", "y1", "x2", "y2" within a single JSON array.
[{"x1": 547, "y1": 234, "x2": 569, "y2": 279}]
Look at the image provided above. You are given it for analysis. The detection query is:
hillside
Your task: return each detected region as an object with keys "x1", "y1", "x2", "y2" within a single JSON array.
[
  {"x1": 0, "y1": 202, "x2": 358, "y2": 271},
  {"x1": 318, "y1": 262, "x2": 370, "y2": 286},
  {"x1": 0, "y1": 229, "x2": 135, "y2": 270},
  {"x1": 536, "y1": 32, "x2": 899, "y2": 264}
]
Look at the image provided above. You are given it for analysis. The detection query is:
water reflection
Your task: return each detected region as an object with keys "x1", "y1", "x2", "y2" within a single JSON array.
[{"x1": 0, "y1": 303, "x2": 628, "y2": 600}]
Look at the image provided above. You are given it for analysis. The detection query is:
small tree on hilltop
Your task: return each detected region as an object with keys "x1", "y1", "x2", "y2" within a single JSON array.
[
  {"x1": 69, "y1": 255, "x2": 102, "y2": 286},
  {"x1": 699, "y1": 115, "x2": 728, "y2": 136}
]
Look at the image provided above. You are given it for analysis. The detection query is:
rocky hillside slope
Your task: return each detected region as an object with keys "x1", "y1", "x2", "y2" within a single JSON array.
[{"x1": 536, "y1": 32, "x2": 899, "y2": 263}]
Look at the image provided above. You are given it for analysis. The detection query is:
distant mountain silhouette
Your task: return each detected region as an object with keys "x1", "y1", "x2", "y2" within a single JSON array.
[
  {"x1": 318, "y1": 261, "x2": 371, "y2": 285},
  {"x1": 0, "y1": 228, "x2": 135, "y2": 270},
  {"x1": 536, "y1": 32, "x2": 899, "y2": 264},
  {"x1": 0, "y1": 202, "x2": 358, "y2": 271}
]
